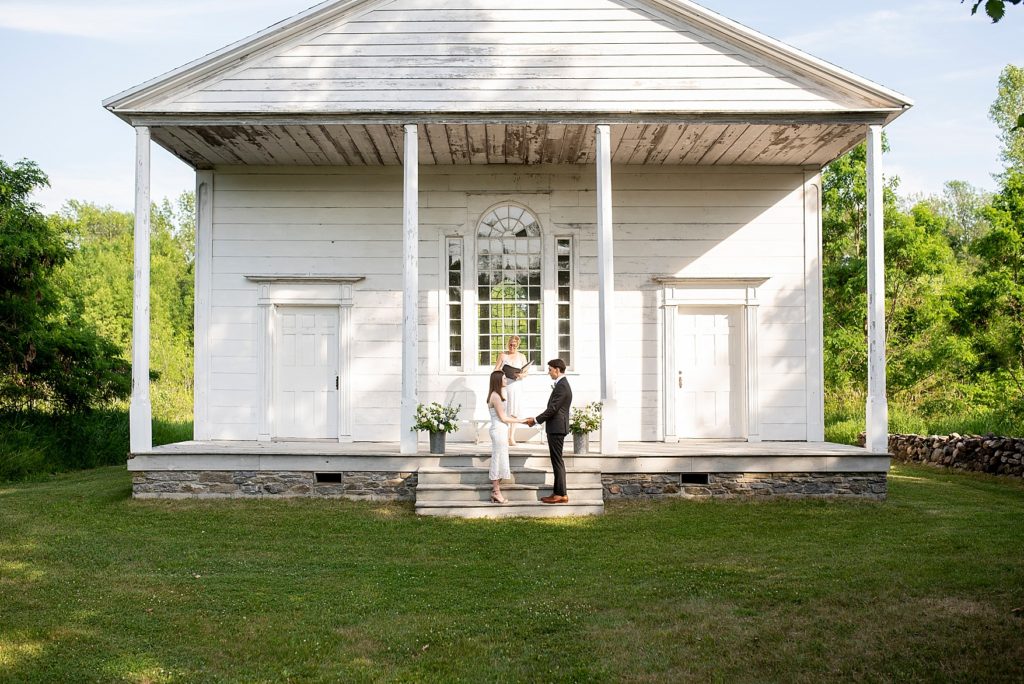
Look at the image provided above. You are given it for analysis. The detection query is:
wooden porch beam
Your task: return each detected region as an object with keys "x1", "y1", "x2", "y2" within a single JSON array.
[
  {"x1": 130, "y1": 127, "x2": 153, "y2": 453},
  {"x1": 401, "y1": 124, "x2": 419, "y2": 455},
  {"x1": 865, "y1": 125, "x2": 889, "y2": 453},
  {"x1": 125, "y1": 111, "x2": 898, "y2": 128}
]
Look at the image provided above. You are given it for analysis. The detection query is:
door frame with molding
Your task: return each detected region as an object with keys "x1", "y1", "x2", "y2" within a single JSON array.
[
  {"x1": 247, "y1": 275, "x2": 362, "y2": 442},
  {"x1": 656, "y1": 277, "x2": 768, "y2": 443}
]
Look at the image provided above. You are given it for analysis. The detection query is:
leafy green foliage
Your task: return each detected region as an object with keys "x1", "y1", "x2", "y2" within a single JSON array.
[
  {"x1": 990, "y1": 65, "x2": 1024, "y2": 173},
  {"x1": 822, "y1": 134, "x2": 1019, "y2": 429},
  {"x1": 0, "y1": 158, "x2": 130, "y2": 412},
  {"x1": 965, "y1": 0, "x2": 1022, "y2": 22},
  {"x1": 56, "y1": 195, "x2": 195, "y2": 421},
  {"x1": 956, "y1": 171, "x2": 1024, "y2": 405}
]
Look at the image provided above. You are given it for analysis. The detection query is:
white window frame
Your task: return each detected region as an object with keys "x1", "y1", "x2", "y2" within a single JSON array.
[
  {"x1": 439, "y1": 196, "x2": 578, "y2": 375},
  {"x1": 553, "y1": 234, "x2": 576, "y2": 370},
  {"x1": 440, "y1": 234, "x2": 465, "y2": 372}
]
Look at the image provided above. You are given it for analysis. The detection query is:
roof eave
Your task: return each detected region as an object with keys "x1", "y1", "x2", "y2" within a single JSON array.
[{"x1": 114, "y1": 108, "x2": 907, "y2": 128}]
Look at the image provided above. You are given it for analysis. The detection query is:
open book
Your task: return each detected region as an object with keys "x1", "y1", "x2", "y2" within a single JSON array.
[{"x1": 501, "y1": 359, "x2": 533, "y2": 380}]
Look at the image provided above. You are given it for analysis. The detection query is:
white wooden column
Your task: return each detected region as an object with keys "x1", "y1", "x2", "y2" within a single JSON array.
[
  {"x1": 400, "y1": 124, "x2": 419, "y2": 454},
  {"x1": 193, "y1": 171, "x2": 213, "y2": 441},
  {"x1": 129, "y1": 126, "x2": 152, "y2": 453},
  {"x1": 866, "y1": 125, "x2": 889, "y2": 453},
  {"x1": 596, "y1": 124, "x2": 618, "y2": 453},
  {"x1": 744, "y1": 301, "x2": 761, "y2": 443}
]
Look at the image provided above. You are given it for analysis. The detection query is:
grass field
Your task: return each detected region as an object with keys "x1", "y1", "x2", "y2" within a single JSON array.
[{"x1": 1, "y1": 464, "x2": 1022, "y2": 682}]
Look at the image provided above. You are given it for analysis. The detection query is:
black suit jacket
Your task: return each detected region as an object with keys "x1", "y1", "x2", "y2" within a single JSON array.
[{"x1": 536, "y1": 377, "x2": 572, "y2": 435}]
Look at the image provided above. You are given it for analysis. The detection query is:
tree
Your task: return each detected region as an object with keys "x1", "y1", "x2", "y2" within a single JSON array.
[
  {"x1": 57, "y1": 195, "x2": 195, "y2": 421},
  {"x1": 954, "y1": 171, "x2": 1024, "y2": 404},
  {"x1": 822, "y1": 142, "x2": 969, "y2": 407},
  {"x1": 965, "y1": 0, "x2": 1022, "y2": 22},
  {"x1": 907, "y1": 180, "x2": 992, "y2": 254},
  {"x1": 0, "y1": 158, "x2": 130, "y2": 412},
  {"x1": 991, "y1": 65, "x2": 1024, "y2": 172}
]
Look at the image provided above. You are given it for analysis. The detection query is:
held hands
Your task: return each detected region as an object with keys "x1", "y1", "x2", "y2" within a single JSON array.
[{"x1": 524, "y1": 417, "x2": 536, "y2": 427}]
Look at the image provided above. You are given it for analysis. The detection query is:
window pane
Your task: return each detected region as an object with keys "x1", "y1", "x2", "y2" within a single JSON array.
[
  {"x1": 555, "y1": 238, "x2": 573, "y2": 369},
  {"x1": 476, "y1": 203, "x2": 543, "y2": 365},
  {"x1": 446, "y1": 237, "x2": 463, "y2": 368}
]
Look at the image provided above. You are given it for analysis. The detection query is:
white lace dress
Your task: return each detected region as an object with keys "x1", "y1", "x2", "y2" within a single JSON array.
[{"x1": 488, "y1": 403, "x2": 511, "y2": 481}]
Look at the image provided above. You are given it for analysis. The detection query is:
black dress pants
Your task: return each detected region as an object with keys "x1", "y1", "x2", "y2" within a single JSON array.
[{"x1": 548, "y1": 432, "x2": 567, "y2": 496}]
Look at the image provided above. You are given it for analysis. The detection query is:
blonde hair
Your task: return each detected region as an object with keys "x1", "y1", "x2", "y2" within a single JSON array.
[{"x1": 507, "y1": 335, "x2": 521, "y2": 346}]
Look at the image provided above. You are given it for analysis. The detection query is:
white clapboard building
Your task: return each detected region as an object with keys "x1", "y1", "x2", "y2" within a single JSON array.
[{"x1": 107, "y1": 0, "x2": 909, "y2": 513}]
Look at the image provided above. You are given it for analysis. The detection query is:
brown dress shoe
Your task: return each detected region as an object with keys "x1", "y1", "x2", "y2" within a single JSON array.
[{"x1": 540, "y1": 495, "x2": 569, "y2": 504}]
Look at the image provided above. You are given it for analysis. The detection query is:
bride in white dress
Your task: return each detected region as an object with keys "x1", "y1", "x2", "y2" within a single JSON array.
[
  {"x1": 493, "y1": 335, "x2": 530, "y2": 446},
  {"x1": 487, "y1": 370, "x2": 524, "y2": 504}
]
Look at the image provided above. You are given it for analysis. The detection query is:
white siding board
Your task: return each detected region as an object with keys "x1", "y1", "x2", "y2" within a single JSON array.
[
  {"x1": 205, "y1": 165, "x2": 814, "y2": 443},
  {"x1": 161, "y1": 0, "x2": 858, "y2": 117}
]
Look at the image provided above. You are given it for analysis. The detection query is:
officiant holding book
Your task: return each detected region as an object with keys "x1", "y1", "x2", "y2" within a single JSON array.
[{"x1": 493, "y1": 335, "x2": 531, "y2": 447}]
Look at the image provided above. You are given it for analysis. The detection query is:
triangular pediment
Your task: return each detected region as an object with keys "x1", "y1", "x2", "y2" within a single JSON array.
[{"x1": 106, "y1": 0, "x2": 911, "y2": 118}]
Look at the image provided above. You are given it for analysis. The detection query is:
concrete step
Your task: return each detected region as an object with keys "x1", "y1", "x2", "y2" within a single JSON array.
[
  {"x1": 415, "y1": 499, "x2": 605, "y2": 519},
  {"x1": 415, "y1": 482, "x2": 604, "y2": 504}
]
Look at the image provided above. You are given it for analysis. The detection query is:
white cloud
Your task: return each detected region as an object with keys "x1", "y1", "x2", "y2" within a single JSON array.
[{"x1": 782, "y1": 1, "x2": 970, "y2": 59}]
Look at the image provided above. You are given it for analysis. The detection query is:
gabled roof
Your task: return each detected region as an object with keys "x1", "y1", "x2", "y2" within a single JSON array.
[{"x1": 104, "y1": 0, "x2": 912, "y2": 123}]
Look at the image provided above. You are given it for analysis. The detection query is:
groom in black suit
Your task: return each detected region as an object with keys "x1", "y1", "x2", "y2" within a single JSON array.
[{"x1": 525, "y1": 359, "x2": 572, "y2": 504}]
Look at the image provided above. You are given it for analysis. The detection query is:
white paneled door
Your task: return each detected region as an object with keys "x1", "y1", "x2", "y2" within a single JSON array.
[
  {"x1": 275, "y1": 306, "x2": 339, "y2": 439},
  {"x1": 676, "y1": 308, "x2": 742, "y2": 438}
]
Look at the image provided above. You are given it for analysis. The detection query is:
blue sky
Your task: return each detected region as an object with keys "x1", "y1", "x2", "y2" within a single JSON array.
[{"x1": 1, "y1": 0, "x2": 1021, "y2": 212}]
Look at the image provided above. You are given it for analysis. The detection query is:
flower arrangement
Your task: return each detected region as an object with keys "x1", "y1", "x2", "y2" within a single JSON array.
[
  {"x1": 570, "y1": 401, "x2": 603, "y2": 435},
  {"x1": 412, "y1": 402, "x2": 461, "y2": 434}
]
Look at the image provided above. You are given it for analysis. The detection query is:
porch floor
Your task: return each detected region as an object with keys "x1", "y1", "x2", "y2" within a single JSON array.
[
  {"x1": 133, "y1": 439, "x2": 887, "y2": 475},
  {"x1": 147, "y1": 439, "x2": 880, "y2": 458}
]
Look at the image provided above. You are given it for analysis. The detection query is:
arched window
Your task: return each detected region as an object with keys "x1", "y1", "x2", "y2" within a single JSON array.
[{"x1": 476, "y1": 203, "x2": 543, "y2": 366}]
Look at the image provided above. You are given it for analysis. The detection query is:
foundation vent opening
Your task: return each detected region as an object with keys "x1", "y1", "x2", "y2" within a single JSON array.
[
  {"x1": 679, "y1": 473, "x2": 710, "y2": 485},
  {"x1": 315, "y1": 472, "x2": 342, "y2": 483}
]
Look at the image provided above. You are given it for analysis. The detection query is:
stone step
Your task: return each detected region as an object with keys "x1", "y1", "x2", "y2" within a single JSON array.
[
  {"x1": 415, "y1": 499, "x2": 605, "y2": 519},
  {"x1": 428, "y1": 455, "x2": 591, "y2": 470},
  {"x1": 415, "y1": 482, "x2": 604, "y2": 503},
  {"x1": 417, "y1": 466, "x2": 601, "y2": 487}
]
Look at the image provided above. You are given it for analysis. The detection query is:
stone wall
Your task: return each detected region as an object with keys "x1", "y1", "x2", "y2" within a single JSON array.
[
  {"x1": 882, "y1": 434, "x2": 1024, "y2": 477},
  {"x1": 602, "y1": 473, "x2": 887, "y2": 500},
  {"x1": 132, "y1": 471, "x2": 418, "y2": 500}
]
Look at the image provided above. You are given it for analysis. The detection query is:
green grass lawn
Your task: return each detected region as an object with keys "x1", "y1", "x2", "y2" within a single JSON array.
[{"x1": 1, "y1": 466, "x2": 1022, "y2": 683}]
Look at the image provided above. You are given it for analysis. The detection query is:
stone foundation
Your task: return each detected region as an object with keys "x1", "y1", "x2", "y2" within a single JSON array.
[
  {"x1": 602, "y1": 472, "x2": 887, "y2": 500},
  {"x1": 132, "y1": 471, "x2": 418, "y2": 500},
  {"x1": 134, "y1": 470, "x2": 886, "y2": 502}
]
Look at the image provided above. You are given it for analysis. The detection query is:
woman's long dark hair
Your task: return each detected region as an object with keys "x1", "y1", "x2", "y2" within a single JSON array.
[{"x1": 488, "y1": 371, "x2": 505, "y2": 403}]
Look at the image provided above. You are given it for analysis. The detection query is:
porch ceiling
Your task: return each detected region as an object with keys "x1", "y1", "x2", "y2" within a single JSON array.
[{"x1": 151, "y1": 121, "x2": 869, "y2": 169}]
